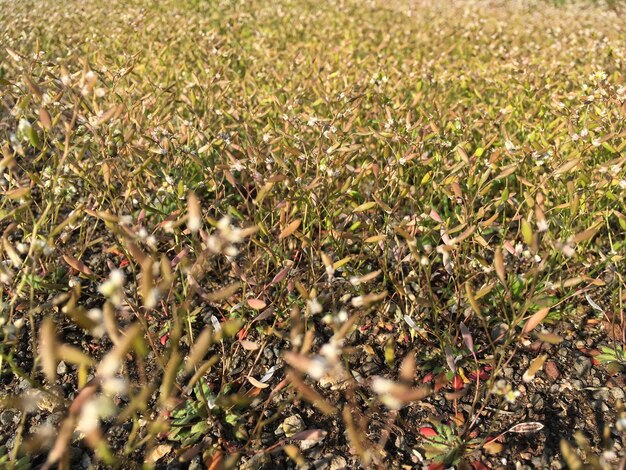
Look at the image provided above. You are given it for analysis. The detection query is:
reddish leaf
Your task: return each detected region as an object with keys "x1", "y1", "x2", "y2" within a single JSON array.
[
  {"x1": 468, "y1": 369, "x2": 490, "y2": 381},
  {"x1": 62, "y1": 254, "x2": 95, "y2": 276},
  {"x1": 452, "y1": 375, "x2": 464, "y2": 390},
  {"x1": 434, "y1": 373, "x2": 449, "y2": 392},
  {"x1": 419, "y1": 427, "x2": 438, "y2": 438},
  {"x1": 422, "y1": 372, "x2": 434, "y2": 383},
  {"x1": 521, "y1": 307, "x2": 550, "y2": 335},
  {"x1": 247, "y1": 298, "x2": 267, "y2": 310},
  {"x1": 472, "y1": 461, "x2": 490, "y2": 470},
  {"x1": 270, "y1": 265, "x2": 291, "y2": 285},
  {"x1": 429, "y1": 209, "x2": 443, "y2": 223},
  {"x1": 206, "y1": 450, "x2": 223, "y2": 470}
]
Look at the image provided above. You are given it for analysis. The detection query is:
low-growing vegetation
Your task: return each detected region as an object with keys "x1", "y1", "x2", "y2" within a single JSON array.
[{"x1": 1, "y1": 0, "x2": 626, "y2": 468}]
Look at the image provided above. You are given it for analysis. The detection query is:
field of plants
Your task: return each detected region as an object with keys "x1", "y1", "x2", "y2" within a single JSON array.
[{"x1": 1, "y1": 0, "x2": 626, "y2": 468}]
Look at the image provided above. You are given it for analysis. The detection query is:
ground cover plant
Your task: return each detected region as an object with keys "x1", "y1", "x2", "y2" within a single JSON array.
[{"x1": 1, "y1": 0, "x2": 626, "y2": 468}]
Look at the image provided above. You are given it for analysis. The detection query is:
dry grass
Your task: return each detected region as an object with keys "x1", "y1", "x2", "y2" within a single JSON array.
[{"x1": 1, "y1": 0, "x2": 626, "y2": 468}]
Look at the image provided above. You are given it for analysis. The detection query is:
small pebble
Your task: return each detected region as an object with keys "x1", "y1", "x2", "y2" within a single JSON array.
[
  {"x1": 0, "y1": 410, "x2": 17, "y2": 427},
  {"x1": 571, "y1": 379, "x2": 584, "y2": 390},
  {"x1": 544, "y1": 361, "x2": 560, "y2": 380},
  {"x1": 329, "y1": 455, "x2": 348, "y2": 470},
  {"x1": 572, "y1": 356, "x2": 591, "y2": 378},
  {"x1": 281, "y1": 414, "x2": 305, "y2": 437},
  {"x1": 188, "y1": 456, "x2": 202, "y2": 470}
]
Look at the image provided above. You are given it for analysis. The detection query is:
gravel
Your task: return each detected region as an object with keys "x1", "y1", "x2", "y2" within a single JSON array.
[
  {"x1": 572, "y1": 355, "x2": 592, "y2": 378},
  {"x1": 329, "y1": 455, "x2": 348, "y2": 470},
  {"x1": 280, "y1": 414, "x2": 305, "y2": 437},
  {"x1": 611, "y1": 387, "x2": 625, "y2": 400}
]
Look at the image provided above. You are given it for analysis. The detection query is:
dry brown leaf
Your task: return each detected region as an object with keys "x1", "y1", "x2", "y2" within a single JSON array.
[
  {"x1": 240, "y1": 339, "x2": 260, "y2": 351},
  {"x1": 284, "y1": 444, "x2": 305, "y2": 466},
  {"x1": 205, "y1": 282, "x2": 242, "y2": 301},
  {"x1": 185, "y1": 328, "x2": 214, "y2": 372},
  {"x1": 56, "y1": 344, "x2": 94, "y2": 367},
  {"x1": 554, "y1": 158, "x2": 581, "y2": 175},
  {"x1": 39, "y1": 107, "x2": 52, "y2": 130},
  {"x1": 484, "y1": 440, "x2": 504, "y2": 455},
  {"x1": 494, "y1": 248, "x2": 505, "y2": 285},
  {"x1": 535, "y1": 332, "x2": 563, "y2": 344},
  {"x1": 570, "y1": 223, "x2": 601, "y2": 244},
  {"x1": 521, "y1": 307, "x2": 550, "y2": 335},
  {"x1": 146, "y1": 444, "x2": 172, "y2": 464},
  {"x1": 43, "y1": 416, "x2": 76, "y2": 470},
  {"x1": 287, "y1": 371, "x2": 336, "y2": 415},
  {"x1": 279, "y1": 219, "x2": 301, "y2": 240},
  {"x1": 270, "y1": 266, "x2": 290, "y2": 285},
  {"x1": 39, "y1": 318, "x2": 57, "y2": 382},
  {"x1": 187, "y1": 192, "x2": 202, "y2": 233},
  {"x1": 522, "y1": 354, "x2": 547, "y2": 382},
  {"x1": 247, "y1": 298, "x2": 267, "y2": 310},
  {"x1": 247, "y1": 376, "x2": 269, "y2": 389},
  {"x1": 62, "y1": 254, "x2": 95, "y2": 276},
  {"x1": 400, "y1": 351, "x2": 416, "y2": 382}
]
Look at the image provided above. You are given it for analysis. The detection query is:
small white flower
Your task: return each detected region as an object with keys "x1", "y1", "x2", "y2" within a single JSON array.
[
  {"x1": 76, "y1": 395, "x2": 115, "y2": 434},
  {"x1": 537, "y1": 219, "x2": 548, "y2": 232},
  {"x1": 119, "y1": 215, "x2": 133, "y2": 225},
  {"x1": 504, "y1": 389, "x2": 521, "y2": 403},
  {"x1": 561, "y1": 244, "x2": 576, "y2": 257},
  {"x1": 351, "y1": 296, "x2": 364, "y2": 307},
  {"x1": 337, "y1": 309, "x2": 348, "y2": 322},
  {"x1": 144, "y1": 288, "x2": 159, "y2": 309},
  {"x1": 109, "y1": 269, "x2": 125, "y2": 287},
  {"x1": 307, "y1": 298, "x2": 323, "y2": 315},
  {"x1": 97, "y1": 355, "x2": 121, "y2": 378},
  {"x1": 102, "y1": 377, "x2": 128, "y2": 396},
  {"x1": 308, "y1": 357, "x2": 329, "y2": 380}
]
